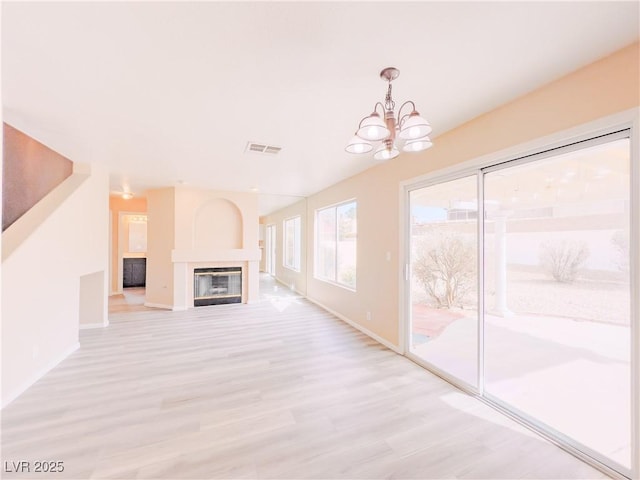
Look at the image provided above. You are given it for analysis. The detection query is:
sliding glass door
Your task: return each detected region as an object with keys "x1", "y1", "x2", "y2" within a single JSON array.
[
  {"x1": 408, "y1": 176, "x2": 478, "y2": 388},
  {"x1": 406, "y1": 131, "x2": 633, "y2": 476},
  {"x1": 483, "y1": 134, "x2": 631, "y2": 472}
]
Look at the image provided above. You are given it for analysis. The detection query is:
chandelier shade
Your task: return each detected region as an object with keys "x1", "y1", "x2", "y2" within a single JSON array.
[
  {"x1": 399, "y1": 111, "x2": 432, "y2": 140},
  {"x1": 402, "y1": 136, "x2": 433, "y2": 152},
  {"x1": 346, "y1": 67, "x2": 433, "y2": 159},
  {"x1": 345, "y1": 134, "x2": 374, "y2": 154},
  {"x1": 373, "y1": 140, "x2": 400, "y2": 160},
  {"x1": 356, "y1": 112, "x2": 390, "y2": 141}
]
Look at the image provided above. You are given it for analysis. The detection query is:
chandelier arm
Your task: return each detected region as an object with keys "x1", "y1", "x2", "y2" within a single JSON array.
[
  {"x1": 373, "y1": 102, "x2": 386, "y2": 115},
  {"x1": 396, "y1": 100, "x2": 417, "y2": 126},
  {"x1": 398, "y1": 113, "x2": 412, "y2": 128},
  {"x1": 357, "y1": 102, "x2": 386, "y2": 129}
]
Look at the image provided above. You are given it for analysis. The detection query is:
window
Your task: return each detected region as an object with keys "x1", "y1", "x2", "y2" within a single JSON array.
[
  {"x1": 315, "y1": 200, "x2": 357, "y2": 289},
  {"x1": 283, "y1": 216, "x2": 301, "y2": 271}
]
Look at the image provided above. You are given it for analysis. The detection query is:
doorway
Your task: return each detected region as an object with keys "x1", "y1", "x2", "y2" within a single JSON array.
[{"x1": 266, "y1": 224, "x2": 276, "y2": 276}]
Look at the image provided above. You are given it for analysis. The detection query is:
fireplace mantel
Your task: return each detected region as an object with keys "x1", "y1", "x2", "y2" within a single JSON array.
[{"x1": 171, "y1": 248, "x2": 260, "y2": 263}]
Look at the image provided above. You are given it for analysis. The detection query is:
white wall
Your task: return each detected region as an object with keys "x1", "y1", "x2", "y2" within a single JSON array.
[{"x1": 1, "y1": 163, "x2": 109, "y2": 407}]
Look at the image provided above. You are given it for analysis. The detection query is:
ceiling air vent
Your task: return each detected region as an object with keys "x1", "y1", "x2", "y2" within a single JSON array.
[{"x1": 245, "y1": 142, "x2": 282, "y2": 155}]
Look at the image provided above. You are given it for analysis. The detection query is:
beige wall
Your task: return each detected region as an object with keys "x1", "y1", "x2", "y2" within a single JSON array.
[
  {"x1": 145, "y1": 187, "x2": 260, "y2": 309},
  {"x1": 109, "y1": 195, "x2": 147, "y2": 293},
  {"x1": 258, "y1": 218, "x2": 266, "y2": 272},
  {"x1": 1, "y1": 163, "x2": 109, "y2": 407},
  {"x1": 263, "y1": 199, "x2": 307, "y2": 295},
  {"x1": 174, "y1": 187, "x2": 260, "y2": 307},
  {"x1": 174, "y1": 187, "x2": 258, "y2": 252},
  {"x1": 145, "y1": 188, "x2": 175, "y2": 308},
  {"x1": 268, "y1": 42, "x2": 639, "y2": 347},
  {"x1": 79, "y1": 270, "x2": 107, "y2": 327}
]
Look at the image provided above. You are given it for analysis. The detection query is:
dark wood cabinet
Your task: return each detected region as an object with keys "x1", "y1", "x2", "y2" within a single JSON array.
[{"x1": 123, "y1": 258, "x2": 146, "y2": 288}]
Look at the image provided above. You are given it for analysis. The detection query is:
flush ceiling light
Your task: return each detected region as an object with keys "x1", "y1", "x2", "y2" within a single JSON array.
[
  {"x1": 346, "y1": 67, "x2": 433, "y2": 159},
  {"x1": 122, "y1": 192, "x2": 133, "y2": 200}
]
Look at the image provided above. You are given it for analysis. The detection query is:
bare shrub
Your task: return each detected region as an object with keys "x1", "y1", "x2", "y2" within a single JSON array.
[
  {"x1": 413, "y1": 235, "x2": 475, "y2": 308},
  {"x1": 611, "y1": 230, "x2": 629, "y2": 272},
  {"x1": 539, "y1": 240, "x2": 589, "y2": 283}
]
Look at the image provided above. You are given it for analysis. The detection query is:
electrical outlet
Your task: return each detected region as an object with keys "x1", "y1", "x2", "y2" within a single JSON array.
[{"x1": 366, "y1": 311, "x2": 372, "y2": 322}]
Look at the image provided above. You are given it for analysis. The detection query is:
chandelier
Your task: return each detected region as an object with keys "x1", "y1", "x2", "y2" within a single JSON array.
[{"x1": 345, "y1": 67, "x2": 432, "y2": 160}]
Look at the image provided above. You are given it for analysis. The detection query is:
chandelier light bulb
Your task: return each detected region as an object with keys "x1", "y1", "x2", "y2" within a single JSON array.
[
  {"x1": 366, "y1": 126, "x2": 379, "y2": 138},
  {"x1": 345, "y1": 135, "x2": 373, "y2": 154},
  {"x1": 374, "y1": 141, "x2": 399, "y2": 161},
  {"x1": 356, "y1": 112, "x2": 390, "y2": 141},
  {"x1": 402, "y1": 136, "x2": 433, "y2": 152},
  {"x1": 399, "y1": 111, "x2": 432, "y2": 140}
]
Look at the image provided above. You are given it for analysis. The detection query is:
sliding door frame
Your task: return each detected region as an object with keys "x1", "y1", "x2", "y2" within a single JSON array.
[
  {"x1": 399, "y1": 108, "x2": 639, "y2": 480},
  {"x1": 480, "y1": 128, "x2": 632, "y2": 478},
  {"x1": 404, "y1": 169, "x2": 482, "y2": 395}
]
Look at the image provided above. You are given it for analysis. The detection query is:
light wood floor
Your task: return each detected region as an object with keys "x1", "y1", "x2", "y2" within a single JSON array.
[
  {"x1": 108, "y1": 287, "x2": 155, "y2": 314},
  {"x1": 1, "y1": 275, "x2": 608, "y2": 479}
]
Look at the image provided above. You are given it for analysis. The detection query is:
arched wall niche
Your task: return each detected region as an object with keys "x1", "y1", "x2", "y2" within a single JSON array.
[{"x1": 193, "y1": 198, "x2": 243, "y2": 249}]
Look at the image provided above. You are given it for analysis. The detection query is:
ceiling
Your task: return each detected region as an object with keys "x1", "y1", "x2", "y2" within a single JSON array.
[{"x1": 2, "y1": 2, "x2": 638, "y2": 216}]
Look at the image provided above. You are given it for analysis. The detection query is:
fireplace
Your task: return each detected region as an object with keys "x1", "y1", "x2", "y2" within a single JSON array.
[{"x1": 193, "y1": 267, "x2": 242, "y2": 306}]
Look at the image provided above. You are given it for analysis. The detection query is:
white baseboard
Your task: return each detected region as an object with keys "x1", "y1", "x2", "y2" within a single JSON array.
[
  {"x1": 1, "y1": 342, "x2": 80, "y2": 409},
  {"x1": 79, "y1": 321, "x2": 109, "y2": 330},
  {"x1": 143, "y1": 302, "x2": 173, "y2": 310},
  {"x1": 305, "y1": 297, "x2": 401, "y2": 354}
]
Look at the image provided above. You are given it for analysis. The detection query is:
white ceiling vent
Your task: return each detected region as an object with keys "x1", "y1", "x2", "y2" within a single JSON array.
[{"x1": 245, "y1": 142, "x2": 282, "y2": 155}]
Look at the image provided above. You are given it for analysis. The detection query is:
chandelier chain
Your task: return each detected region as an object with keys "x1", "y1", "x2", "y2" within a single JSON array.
[{"x1": 385, "y1": 82, "x2": 395, "y2": 111}]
